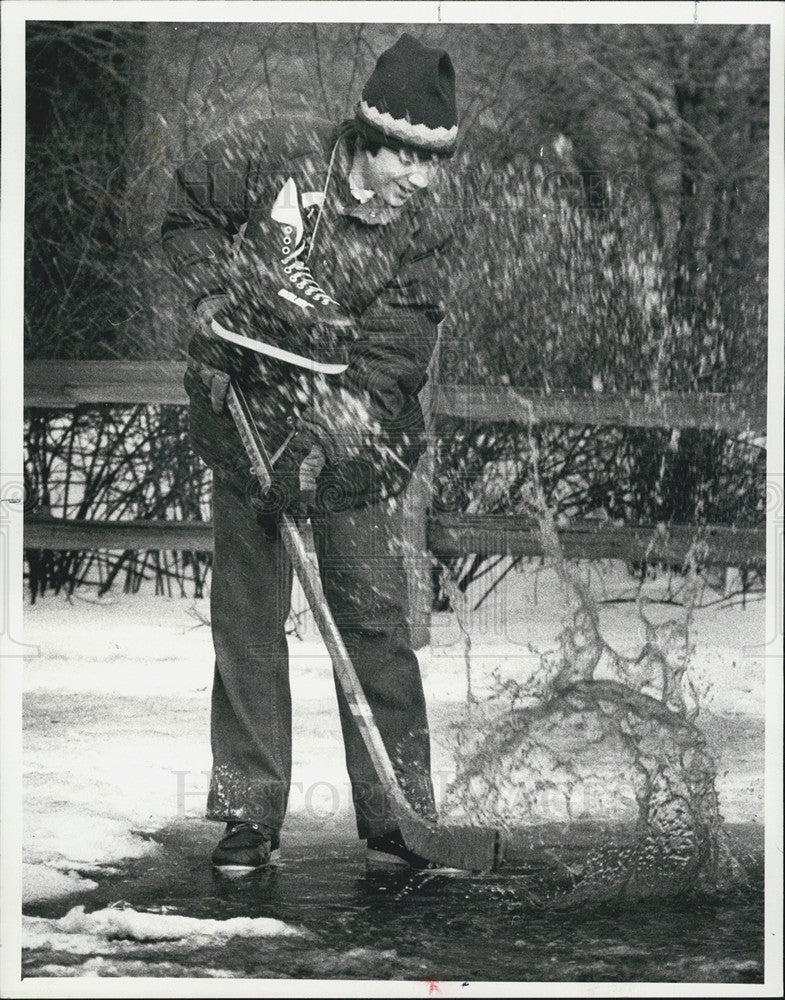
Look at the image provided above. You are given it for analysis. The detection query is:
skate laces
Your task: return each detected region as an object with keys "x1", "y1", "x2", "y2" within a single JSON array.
[
  {"x1": 281, "y1": 239, "x2": 337, "y2": 306},
  {"x1": 275, "y1": 134, "x2": 343, "y2": 308}
]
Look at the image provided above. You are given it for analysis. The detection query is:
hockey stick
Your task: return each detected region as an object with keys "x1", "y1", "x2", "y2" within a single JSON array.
[{"x1": 225, "y1": 379, "x2": 503, "y2": 871}]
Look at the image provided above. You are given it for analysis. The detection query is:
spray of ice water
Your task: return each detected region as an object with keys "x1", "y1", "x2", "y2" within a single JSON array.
[{"x1": 442, "y1": 415, "x2": 745, "y2": 905}]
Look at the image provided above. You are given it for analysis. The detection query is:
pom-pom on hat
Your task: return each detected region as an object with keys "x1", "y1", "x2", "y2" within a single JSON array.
[{"x1": 355, "y1": 32, "x2": 458, "y2": 157}]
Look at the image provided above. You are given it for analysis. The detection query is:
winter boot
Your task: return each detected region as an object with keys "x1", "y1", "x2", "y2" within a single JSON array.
[
  {"x1": 212, "y1": 177, "x2": 354, "y2": 374},
  {"x1": 211, "y1": 822, "x2": 281, "y2": 872},
  {"x1": 365, "y1": 829, "x2": 443, "y2": 871}
]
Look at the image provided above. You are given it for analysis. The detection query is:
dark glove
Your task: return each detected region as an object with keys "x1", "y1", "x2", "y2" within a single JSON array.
[
  {"x1": 191, "y1": 359, "x2": 231, "y2": 415},
  {"x1": 293, "y1": 381, "x2": 381, "y2": 466},
  {"x1": 245, "y1": 382, "x2": 380, "y2": 518}
]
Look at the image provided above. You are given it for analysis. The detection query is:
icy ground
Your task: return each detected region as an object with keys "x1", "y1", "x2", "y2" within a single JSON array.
[{"x1": 19, "y1": 560, "x2": 765, "y2": 913}]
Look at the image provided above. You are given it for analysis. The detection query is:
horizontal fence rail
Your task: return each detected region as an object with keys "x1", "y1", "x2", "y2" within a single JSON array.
[
  {"x1": 25, "y1": 362, "x2": 767, "y2": 434},
  {"x1": 434, "y1": 386, "x2": 767, "y2": 434},
  {"x1": 24, "y1": 514, "x2": 766, "y2": 569},
  {"x1": 427, "y1": 515, "x2": 765, "y2": 568},
  {"x1": 25, "y1": 516, "x2": 214, "y2": 553},
  {"x1": 25, "y1": 361, "x2": 190, "y2": 407}
]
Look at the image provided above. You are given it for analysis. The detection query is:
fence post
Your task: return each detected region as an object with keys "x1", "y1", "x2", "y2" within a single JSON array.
[{"x1": 403, "y1": 329, "x2": 441, "y2": 650}]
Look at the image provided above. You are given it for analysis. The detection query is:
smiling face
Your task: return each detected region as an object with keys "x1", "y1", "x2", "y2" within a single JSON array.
[{"x1": 357, "y1": 145, "x2": 441, "y2": 207}]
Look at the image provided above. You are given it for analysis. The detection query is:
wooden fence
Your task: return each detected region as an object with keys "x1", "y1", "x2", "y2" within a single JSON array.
[
  {"x1": 25, "y1": 361, "x2": 767, "y2": 434},
  {"x1": 24, "y1": 361, "x2": 767, "y2": 645}
]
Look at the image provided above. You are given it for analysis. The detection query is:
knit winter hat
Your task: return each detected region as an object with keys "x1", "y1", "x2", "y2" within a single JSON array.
[{"x1": 355, "y1": 32, "x2": 458, "y2": 157}]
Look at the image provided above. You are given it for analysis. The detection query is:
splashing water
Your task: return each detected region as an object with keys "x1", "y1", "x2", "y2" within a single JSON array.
[
  {"x1": 441, "y1": 451, "x2": 746, "y2": 907},
  {"x1": 445, "y1": 664, "x2": 744, "y2": 907}
]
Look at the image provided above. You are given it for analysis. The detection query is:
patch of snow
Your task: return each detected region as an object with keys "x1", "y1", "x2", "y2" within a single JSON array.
[
  {"x1": 24, "y1": 904, "x2": 310, "y2": 952},
  {"x1": 22, "y1": 865, "x2": 98, "y2": 904},
  {"x1": 24, "y1": 814, "x2": 158, "y2": 870},
  {"x1": 29, "y1": 958, "x2": 235, "y2": 977},
  {"x1": 24, "y1": 594, "x2": 215, "y2": 697}
]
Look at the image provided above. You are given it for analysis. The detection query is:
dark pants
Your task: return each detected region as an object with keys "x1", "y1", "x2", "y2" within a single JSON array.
[{"x1": 205, "y1": 475, "x2": 437, "y2": 839}]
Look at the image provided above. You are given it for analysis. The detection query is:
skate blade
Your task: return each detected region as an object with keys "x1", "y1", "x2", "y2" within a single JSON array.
[{"x1": 211, "y1": 319, "x2": 348, "y2": 374}]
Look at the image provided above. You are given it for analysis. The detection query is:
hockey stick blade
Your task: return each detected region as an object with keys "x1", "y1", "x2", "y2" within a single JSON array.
[{"x1": 399, "y1": 817, "x2": 504, "y2": 873}]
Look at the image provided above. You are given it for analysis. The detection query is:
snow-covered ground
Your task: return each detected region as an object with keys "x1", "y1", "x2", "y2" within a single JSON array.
[{"x1": 18, "y1": 560, "x2": 765, "y2": 910}]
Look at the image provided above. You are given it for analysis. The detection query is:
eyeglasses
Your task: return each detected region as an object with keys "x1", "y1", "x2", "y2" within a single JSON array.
[{"x1": 396, "y1": 147, "x2": 441, "y2": 172}]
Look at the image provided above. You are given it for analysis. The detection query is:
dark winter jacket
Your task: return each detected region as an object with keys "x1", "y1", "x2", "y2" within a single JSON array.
[{"x1": 162, "y1": 116, "x2": 453, "y2": 509}]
